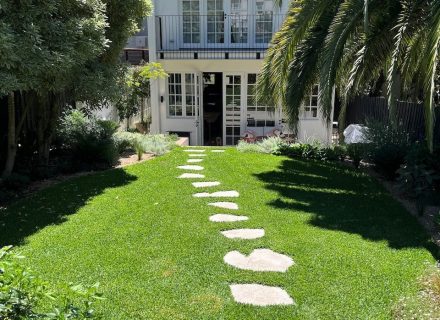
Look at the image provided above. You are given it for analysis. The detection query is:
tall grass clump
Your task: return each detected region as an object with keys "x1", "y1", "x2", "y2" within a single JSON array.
[{"x1": 114, "y1": 132, "x2": 177, "y2": 158}]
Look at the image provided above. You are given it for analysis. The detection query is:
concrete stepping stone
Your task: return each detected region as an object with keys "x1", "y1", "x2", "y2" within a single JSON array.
[
  {"x1": 208, "y1": 202, "x2": 239, "y2": 210},
  {"x1": 188, "y1": 154, "x2": 207, "y2": 157},
  {"x1": 192, "y1": 182, "x2": 221, "y2": 188},
  {"x1": 193, "y1": 191, "x2": 239, "y2": 198},
  {"x1": 187, "y1": 159, "x2": 204, "y2": 163},
  {"x1": 221, "y1": 229, "x2": 264, "y2": 239},
  {"x1": 184, "y1": 149, "x2": 205, "y2": 153},
  {"x1": 177, "y1": 165, "x2": 204, "y2": 171},
  {"x1": 209, "y1": 214, "x2": 248, "y2": 222},
  {"x1": 178, "y1": 173, "x2": 205, "y2": 179},
  {"x1": 230, "y1": 284, "x2": 294, "y2": 306},
  {"x1": 211, "y1": 150, "x2": 225, "y2": 153},
  {"x1": 224, "y1": 249, "x2": 294, "y2": 272}
]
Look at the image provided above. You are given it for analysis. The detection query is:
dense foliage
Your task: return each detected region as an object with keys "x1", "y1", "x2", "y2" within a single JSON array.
[
  {"x1": 58, "y1": 110, "x2": 120, "y2": 167},
  {"x1": 0, "y1": 0, "x2": 152, "y2": 179},
  {"x1": 114, "y1": 132, "x2": 178, "y2": 158},
  {"x1": 259, "y1": 0, "x2": 439, "y2": 151},
  {"x1": 0, "y1": 246, "x2": 103, "y2": 319}
]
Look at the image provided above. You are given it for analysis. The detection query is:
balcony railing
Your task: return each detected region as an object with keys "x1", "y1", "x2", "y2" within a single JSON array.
[
  {"x1": 121, "y1": 48, "x2": 149, "y2": 65},
  {"x1": 156, "y1": 14, "x2": 285, "y2": 60}
]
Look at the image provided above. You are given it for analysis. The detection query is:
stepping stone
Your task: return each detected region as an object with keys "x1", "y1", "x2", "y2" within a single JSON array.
[
  {"x1": 187, "y1": 159, "x2": 204, "y2": 163},
  {"x1": 209, "y1": 214, "x2": 248, "y2": 222},
  {"x1": 221, "y1": 229, "x2": 264, "y2": 239},
  {"x1": 229, "y1": 284, "x2": 294, "y2": 306},
  {"x1": 177, "y1": 165, "x2": 204, "y2": 171},
  {"x1": 208, "y1": 202, "x2": 239, "y2": 210},
  {"x1": 224, "y1": 249, "x2": 294, "y2": 272},
  {"x1": 184, "y1": 149, "x2": 205, "y2": 153},
  {"x1": 178, "y1": 173, "x2": 205, "y2": 179},
  {"x1": 212, "y1": 150, "x2": 225, "y2": 153},
  {"x1": 192, "y1": 182, "x2": 221, "y2": 188},
  {"x1": 193, "y1": 191, "x2": 239, "y2": 198},
  {"x1": 189, "y1": 154, "x2": 207, "y2": 157}
]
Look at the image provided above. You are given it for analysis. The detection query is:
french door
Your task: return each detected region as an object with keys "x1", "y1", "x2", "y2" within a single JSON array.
[
  {"x1": 181, "y1": 0, "x2": 276, "y2": 48},
  {"x1": 223, "y1": 73, "x2": 245, "y2": 145},
  {"x1": 193, "y1": 73, "x2": 203, "y2": 145}
]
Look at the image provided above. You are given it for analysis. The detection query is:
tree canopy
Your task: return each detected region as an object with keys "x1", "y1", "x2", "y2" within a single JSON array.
[{"x1": 259, "y1": 0, "x2": 439, "y2": 151}]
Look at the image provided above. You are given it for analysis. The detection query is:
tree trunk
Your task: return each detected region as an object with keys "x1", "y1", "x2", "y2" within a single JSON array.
[
  {"x1": 2, "y1": 92, "x2": 17, "y2": 178},
  {"x1": 338, "y1": 95, "x2": 348, "y2": 144}
]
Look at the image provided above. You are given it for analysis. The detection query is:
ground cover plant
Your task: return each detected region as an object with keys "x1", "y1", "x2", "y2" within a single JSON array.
[{"x1": 0, "y1": 148, "x2": 436, "y2": 319}]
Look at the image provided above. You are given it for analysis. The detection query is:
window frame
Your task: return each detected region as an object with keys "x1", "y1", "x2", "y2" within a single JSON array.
[
  {"x1": 167, "y1": 72, "x2": 199, "y2": 118},
  {"x1": 301, "y1": 85, "x2": 320, "y2": 120}
]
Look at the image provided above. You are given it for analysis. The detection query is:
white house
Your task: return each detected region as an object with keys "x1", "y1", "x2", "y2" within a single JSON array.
[{"x1": 145, "y1": 0, "x2": 334, "y2": 146}]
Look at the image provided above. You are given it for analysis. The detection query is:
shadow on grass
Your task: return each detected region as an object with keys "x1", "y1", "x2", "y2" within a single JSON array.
[
  {"x1": 0, "y1": 169, "x2": 137, "y2": 246},
  {"x1": 255, "y1": 159, "x2": 439, "y2": 258}
]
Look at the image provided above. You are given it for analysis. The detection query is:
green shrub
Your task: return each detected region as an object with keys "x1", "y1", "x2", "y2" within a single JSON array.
[
  {"x1": 58, "y1": 110, "x2": 119, "y2": 166},
  {"x1": 397, "y1": 142, "x2": 440, "y2": 215},
  {"x1": 346, "y1": 143, "x2": 368, "y2": 169},
  {"x1": 237, "y1": 137, "x2": 286, "y2": 154},
  {"x1": 364, "y1": 121, "x2": 411, "y2": 179},
  {"x1": 2, "y1": 173, "x2": 31, "y2": 191},
  {"x1": 113, "y1": 132, "x2": 177, "y2": 157},
  {"x1": 0, "y1": 246, "x2": 103, "y2": 319},
  {"x1": 435, "y1": 211, "x2": 440, "y2": 227}
]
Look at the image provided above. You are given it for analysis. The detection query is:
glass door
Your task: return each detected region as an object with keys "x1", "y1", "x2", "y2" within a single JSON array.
[
  {"x1": 206, "y1": 0, "x2": 225, "y2": 46},
  {"x1": 181, "y1": 0, "x2": 201, "y2": 48},
  {"x1": 254, "y1": 0, "x2": 274, "y2": 48},
  {"x1": 223, "y1": 74, "x2": 244, "y2": 145},
  {"x1": 228, "y1": 0, "x2": 249, "y2": 47}
]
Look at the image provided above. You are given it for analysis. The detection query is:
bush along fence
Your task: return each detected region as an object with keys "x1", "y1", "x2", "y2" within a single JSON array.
[{"x1": 345, "y1": 96, "x2": 440, "y2": 145}]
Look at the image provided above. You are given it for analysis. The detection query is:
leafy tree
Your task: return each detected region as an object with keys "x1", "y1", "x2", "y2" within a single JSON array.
[
  {"x1": 0, "y1": 0, "x2": 152, "y2": 178},
  {"x1": 115, "y1": 62, "x2": 168, "y2": 129},
  {"x1": 258, "y1": 0, "x2": 438, "y2": 152}
]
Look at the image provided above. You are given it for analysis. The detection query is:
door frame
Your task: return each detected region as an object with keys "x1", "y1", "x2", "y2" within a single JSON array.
[{"x1": 223, "y1": 72, "x2": 246, "y2": 146}]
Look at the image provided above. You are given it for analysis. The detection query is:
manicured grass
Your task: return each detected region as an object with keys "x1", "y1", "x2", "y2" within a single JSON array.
[{"x1": 0, "y1": 148, "x2": 436, "y2": 319}]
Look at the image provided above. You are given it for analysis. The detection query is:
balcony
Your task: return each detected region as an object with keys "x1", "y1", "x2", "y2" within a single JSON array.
[
  {"x1": 121, "y1": 48, "x2": 149, "y2": 65},
  {"x1": 155, "y1": 14, "x2": 285, "y2": 60}
]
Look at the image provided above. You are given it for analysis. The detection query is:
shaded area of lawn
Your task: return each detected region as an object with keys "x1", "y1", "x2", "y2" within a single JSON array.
[
  {"x1": 0, "y1": 169, "x2": 137, "y2": 246},
  {"x1": 255, "y1": 159, "x2": 438, "y2": 258}
]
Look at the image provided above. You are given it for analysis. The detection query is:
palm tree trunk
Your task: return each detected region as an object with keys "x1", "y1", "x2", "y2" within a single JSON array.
[
  {"x1": 2, "y1": 92, "x2": 17, "y2": 178},
  {"x1": 338, "y1": 94, "x2": 348, "y2": 143}
]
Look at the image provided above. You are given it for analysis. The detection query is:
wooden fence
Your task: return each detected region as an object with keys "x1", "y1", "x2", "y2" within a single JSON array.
[{"x1": 346, "y1": 96, "x2": 440, "y2": 144}]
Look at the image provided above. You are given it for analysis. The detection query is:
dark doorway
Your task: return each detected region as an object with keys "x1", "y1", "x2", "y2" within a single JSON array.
[{"x1": 203, "y1": 73, "x2": 223, "y2": 146}]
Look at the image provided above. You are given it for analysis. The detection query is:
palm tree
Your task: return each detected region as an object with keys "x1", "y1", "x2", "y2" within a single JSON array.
[{"x1": 259, "y1": 0, "x2": 438, "y2": 152}]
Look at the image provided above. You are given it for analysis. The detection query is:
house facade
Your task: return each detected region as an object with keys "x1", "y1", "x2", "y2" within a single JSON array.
[{"x1": 146, "y1": 0, "x2": 334, "y2": 146}]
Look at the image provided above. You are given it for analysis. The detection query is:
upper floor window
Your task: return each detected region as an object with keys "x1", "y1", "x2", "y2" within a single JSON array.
[
  {"x1": 168, "y1": 73, "x2": 199, "y2": 117},
  {"x1": 183, "y1": 0, "x2": 201, "y2": 43},
  {"x1": 255, "y1": 0, "x2": 273, "y2": 43}
]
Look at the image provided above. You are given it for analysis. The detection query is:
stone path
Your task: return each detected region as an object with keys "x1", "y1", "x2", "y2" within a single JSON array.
[
  {"x1": 192, "y1": 182, "x2": 221, "y2": 188},
  {"x1": 224, "y1": 249, "x2": 294, "y2": 272},
  {"x1": 187, "y1": 159, "x2": 204, "y2": 163},
  {"x1": 209, "y1": 214, "x2": 249, "y2": 222},
  {"x1": 179, "y1": 147, "x2": 294, "y2": 307},
  {"x1": 230, "y1": 284, "x2": 294, "y2": 306},
  {"x1": 177, "y1": 165, "x2": 204, "y2": 171},
  {"x1": 178, "y1": 173, "x2": 205, "y2": 179},
  {"x1": 208, "y1": 202, "x2": 239, "y2": 210},
  {"x1": 193, "y1": 191, "x2": 239, "y2": 198},
  {"x1": 221, "y1": 228, "x2": 265, "y2": 239}
]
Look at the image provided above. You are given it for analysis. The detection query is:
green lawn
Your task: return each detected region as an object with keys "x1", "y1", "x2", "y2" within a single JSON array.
[{"x1": 0, "y1": 148, "x2": 436, "y2": 319}]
